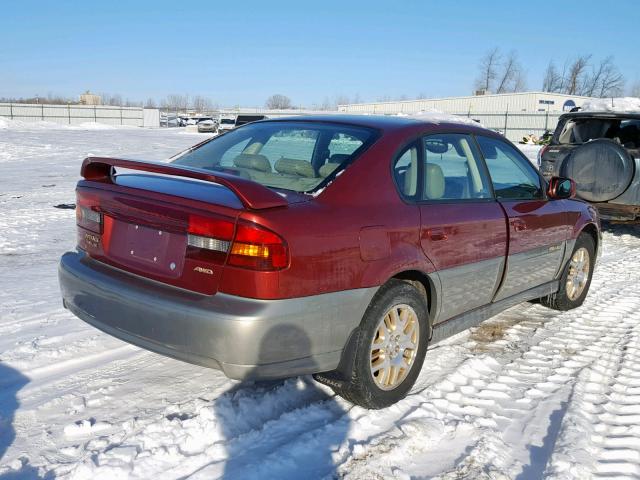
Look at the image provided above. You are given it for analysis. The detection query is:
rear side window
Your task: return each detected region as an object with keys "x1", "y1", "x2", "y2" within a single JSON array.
[
  {"x1": 393, "y1": 144, "x2": 419, "y2": 198},
  {"x1": 476, "y1": 136, "x2": 543, "y2": 200},
  {"x1": 328, "y1": 133, "x2": 365, "y2": 158},
  {"x1": 421, "y1": 134, "x2": 492, "y2": 201},
  {"x1": 173, "y1": 121, "x2": 375, "y2": 193}
]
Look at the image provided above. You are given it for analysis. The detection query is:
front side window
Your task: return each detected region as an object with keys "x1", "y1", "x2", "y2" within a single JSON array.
[
  {"x1": 173, "y1": 121, "x2": 375, "y2": 193},
  {"x1": 421, "y1": 134, "x2": 492, "y2": 201},
  {"x1": 476, "y1": 135, "x2": 543, "y2": 200}
]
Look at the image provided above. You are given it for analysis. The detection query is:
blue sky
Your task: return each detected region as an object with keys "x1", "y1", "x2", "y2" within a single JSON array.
[{"x1": 2, "y1": 0, "x2": 638, "y2": 107}]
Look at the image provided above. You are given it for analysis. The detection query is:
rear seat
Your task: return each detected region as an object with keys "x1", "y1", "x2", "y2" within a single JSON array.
[
  {"x1": 274, "y1": 158, "x2": 316, "y2": 178},
  {"x1": 233, "y1": 154, "x2": 319, "y2": 191}
]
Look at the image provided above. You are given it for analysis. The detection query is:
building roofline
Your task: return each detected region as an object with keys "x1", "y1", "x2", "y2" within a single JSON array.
[{"x1": 339, "y1": 91, "x2": 597, "y2": 108}]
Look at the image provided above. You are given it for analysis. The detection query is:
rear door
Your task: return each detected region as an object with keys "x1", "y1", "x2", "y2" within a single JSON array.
[
  {"x1": 475, "y1": 135, "x2": 568, "y2": 301},
  {"x1": 414, "y1": 133, "x2": 508, "y2": 322}
]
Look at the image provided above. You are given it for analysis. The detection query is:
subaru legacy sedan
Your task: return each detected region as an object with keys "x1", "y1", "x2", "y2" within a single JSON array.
[{"x1": 59, "y1": 115, "x2": 600, "y2": 408}]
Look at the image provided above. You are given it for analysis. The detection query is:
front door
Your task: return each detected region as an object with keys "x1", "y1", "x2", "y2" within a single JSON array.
[
  {"x1": 415, "y1": 133, "x2": 508, "y2": 322},
  {"x1": 475, "y1": 135, "x2": 568, "y2": 301}
]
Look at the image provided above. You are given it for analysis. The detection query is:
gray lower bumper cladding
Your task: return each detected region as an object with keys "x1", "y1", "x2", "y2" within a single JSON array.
[{"x1": 59, "y1": 251, "x2": 377, "y2": 380}]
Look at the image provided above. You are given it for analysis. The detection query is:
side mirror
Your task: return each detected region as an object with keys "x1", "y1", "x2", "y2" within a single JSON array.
[{"x1": 547, "y1": 176, "x2": 576, "y2": 200}]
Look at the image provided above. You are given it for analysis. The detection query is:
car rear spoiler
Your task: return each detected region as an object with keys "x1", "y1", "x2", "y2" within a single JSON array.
[{"x1": 80, "y1": 157, "x2": 288, "y2": 210}]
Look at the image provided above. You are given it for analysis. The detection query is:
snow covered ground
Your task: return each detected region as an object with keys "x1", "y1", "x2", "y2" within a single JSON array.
[{"x1": 1, "y1": 121, "x2": 640, "y2": 479}]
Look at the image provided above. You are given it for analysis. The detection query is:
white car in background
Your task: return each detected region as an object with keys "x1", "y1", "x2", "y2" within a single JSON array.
[
  {"x1": 196, "y1": 118, "x2": 218, "y2": 133},
  {"x1": 217, "y1": 116, "x2": 236, "y2": 133}
]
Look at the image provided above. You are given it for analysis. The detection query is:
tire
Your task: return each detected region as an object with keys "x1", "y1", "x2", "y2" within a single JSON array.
[
  {"x1": 540, "y1": 233, "x2": 595, "y2": 311},
  {"x1": 321, "y1": 280, "x2": 429, "y2": 409},
  {"x1": 561, "y1": 139, "x2": 634, "y2": 202}
]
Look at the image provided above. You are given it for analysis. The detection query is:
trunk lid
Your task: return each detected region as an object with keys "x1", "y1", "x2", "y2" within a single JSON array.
[{"x1": 76, "y1": 157, "x2": 292, "y2": 295}]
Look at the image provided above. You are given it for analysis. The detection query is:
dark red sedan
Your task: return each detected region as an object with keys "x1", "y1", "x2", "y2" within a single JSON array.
[{"x1": 59, "y1": 115, "x2": 600, "y2": 408}]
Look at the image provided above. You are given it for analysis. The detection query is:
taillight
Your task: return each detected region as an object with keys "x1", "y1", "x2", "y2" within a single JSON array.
[
  {"x1": 187, "y1": 214, "x2": 288, "y2": 271},
  {"x1": 228, "y1": 221, "x2": 289, "y2": 271},
  {"x1": 76, "y1": 194, "x2": 102, "y2": 233},
  {"x1": 187, "y1": 214, "x2": 234, "y2": 253}
]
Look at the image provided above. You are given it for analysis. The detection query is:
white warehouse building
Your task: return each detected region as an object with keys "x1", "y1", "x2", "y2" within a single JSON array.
[
  {"x1": 338, "y1": 92, "x2": 594, "y2": 115},
  {"x1": 338, "y1": 92, "x2": 598, "y2": 142}
]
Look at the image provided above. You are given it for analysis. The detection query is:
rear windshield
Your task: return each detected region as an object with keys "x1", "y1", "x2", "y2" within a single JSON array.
[
  {"x1": 172, "y1": 121, "x2": 376, "y2": 193},
  {"x1": 557, "y1": 117, "x2": 640, "y2": 148},
  {"x1": 220, "y1": 118, "x2": 235, "y2": 124}
]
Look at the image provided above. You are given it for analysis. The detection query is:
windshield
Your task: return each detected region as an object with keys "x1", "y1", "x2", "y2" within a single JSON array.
[
  {"x1": 220, "y1": 119, "x2": 235, "y2": 124},
  {"x1": 173, "y1": 121, "x2": 376, "y2": 193}
]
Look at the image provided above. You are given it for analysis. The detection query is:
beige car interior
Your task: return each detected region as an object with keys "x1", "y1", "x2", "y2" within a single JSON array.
[
  {"x1": 230, "y1": 143, "x2": 349, "y2": 191},
  {"x1": 403, "y1": 137, "x2": 488, "y2": 200}
]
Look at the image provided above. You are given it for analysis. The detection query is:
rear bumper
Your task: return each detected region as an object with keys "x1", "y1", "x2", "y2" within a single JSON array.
[{"x1": 59, "y1": 251, "x2": 377, "y2": 380}]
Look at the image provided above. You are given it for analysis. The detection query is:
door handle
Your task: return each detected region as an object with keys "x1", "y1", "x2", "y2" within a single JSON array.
[
  {"x1": 511, "y1": 219, "x2": 527, "y2": 232},
  {"x1": 428, "y1": 228, "x2": 448, "y2": 241}
]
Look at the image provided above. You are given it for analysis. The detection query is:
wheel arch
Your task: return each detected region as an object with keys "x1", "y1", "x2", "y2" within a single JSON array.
[
  {"x1": 389, "y1": 269, "x2": 438, "y2": 322},
  {"x1": 315, "y1": 269, "x2": 439, "y2": 388},
  {"x1": 579, "y1": 222, "x2": 600, "y2": 258}
]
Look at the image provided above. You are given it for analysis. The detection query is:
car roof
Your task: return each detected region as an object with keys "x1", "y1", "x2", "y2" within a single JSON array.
[
  {"x1": 561, "y1": 111, "x2": 640, "y2": 120},
  {"x1": 261, "y1": 114, "x2": 486, "y2": 132}
]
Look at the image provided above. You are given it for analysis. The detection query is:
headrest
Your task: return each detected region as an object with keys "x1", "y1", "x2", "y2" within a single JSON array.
[
  {"x1": 319, "y1": 162, "x2": 340, "y2": 177},
  {"x1": 233, "y1": 154, "x2": 272, "y2": 172},
  {"x1": 274, "y1": 158, "x2": 316, "y2": 178},
  {"x1": 424, "y1": 163, "x2": 445, "y2": 199}
]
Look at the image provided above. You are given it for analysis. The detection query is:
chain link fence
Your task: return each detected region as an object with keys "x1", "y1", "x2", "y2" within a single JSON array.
[
  {"x1": 0, "y1": 103, "x2": 145, "y2": 126},
  {"x1": 457, "y1": 111, "x2": 563, "y2": 142}
]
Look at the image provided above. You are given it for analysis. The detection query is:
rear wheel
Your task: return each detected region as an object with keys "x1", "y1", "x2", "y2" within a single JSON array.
[
  {"x1": 322, "y1": 280, "x2": 429, "y2": 409},
  {"x1": 540, "y1": 234, "x2": 595, "y2": 311}
]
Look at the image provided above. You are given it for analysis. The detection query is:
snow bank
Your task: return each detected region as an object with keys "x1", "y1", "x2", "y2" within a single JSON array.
[
  {"x1": 581, "y1": 97, "x2": 640, "y2": 113},
  {"x1": 0, "y1": 116, "x2": 137, "y2": 130}
]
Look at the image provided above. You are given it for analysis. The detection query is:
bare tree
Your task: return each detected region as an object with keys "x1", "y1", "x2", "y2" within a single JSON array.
[
  {"x1": 565, "y1": 55, "x2": 591, "y2": 95},
  {"x1": 265, "y1": 94, "x2": 293, "y2": 109},
  {"x1": 544, "y1": 55, "x2": 625, "y2": 97},
  {"x1": 595, "y1": 57, "x2": 625, "y2": 97},
  {"x1": 335, "y1": 94, "x2": 350, "y2": 106},
  {"x1": 165, "y1": 94, "x2": 189, "y2": 112},
  {"x1": 542, "y1": 61, "x2": 562, "y2": 92},
  {"x1": 145, "y1": 98, "x2": 156, "y2": 108},
  {"x1": 495, "y1": 51, "x2": 526, "y2": 93},
  {"x1": 101, "y1": 93, "x2": 123, "y2": 106},
  {"x1": 475, "y1": 47, "x2": 501, "y2": 92},
  {"x1": 320, "y1": 96, "x2": 334, "y2": 110},
  {"x1": 475, "y1": 48, "x2": 525, "y2": 94},
  {"x1": 192, "y1": 95, "x2": 213, "y2": 113},
  {"x1": 630, "y1": 81, "x2": 640, "y2": 98}
]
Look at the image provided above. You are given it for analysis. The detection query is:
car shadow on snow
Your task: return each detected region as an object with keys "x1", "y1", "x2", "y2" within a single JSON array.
[
  {"x1": 209, "y1": 325, "x2": 350, "y2": 480},
  {"x1": 0, "y1": 362, "x2": 53, "y2": 478},
  {"x1": 601, "y1": 221, "x2": 640, "y2": 237}
]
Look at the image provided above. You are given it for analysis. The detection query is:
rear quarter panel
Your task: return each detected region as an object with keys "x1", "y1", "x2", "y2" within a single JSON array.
[{"x1": 218, "y1": 127, "x2": 435, "y2": 300}]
